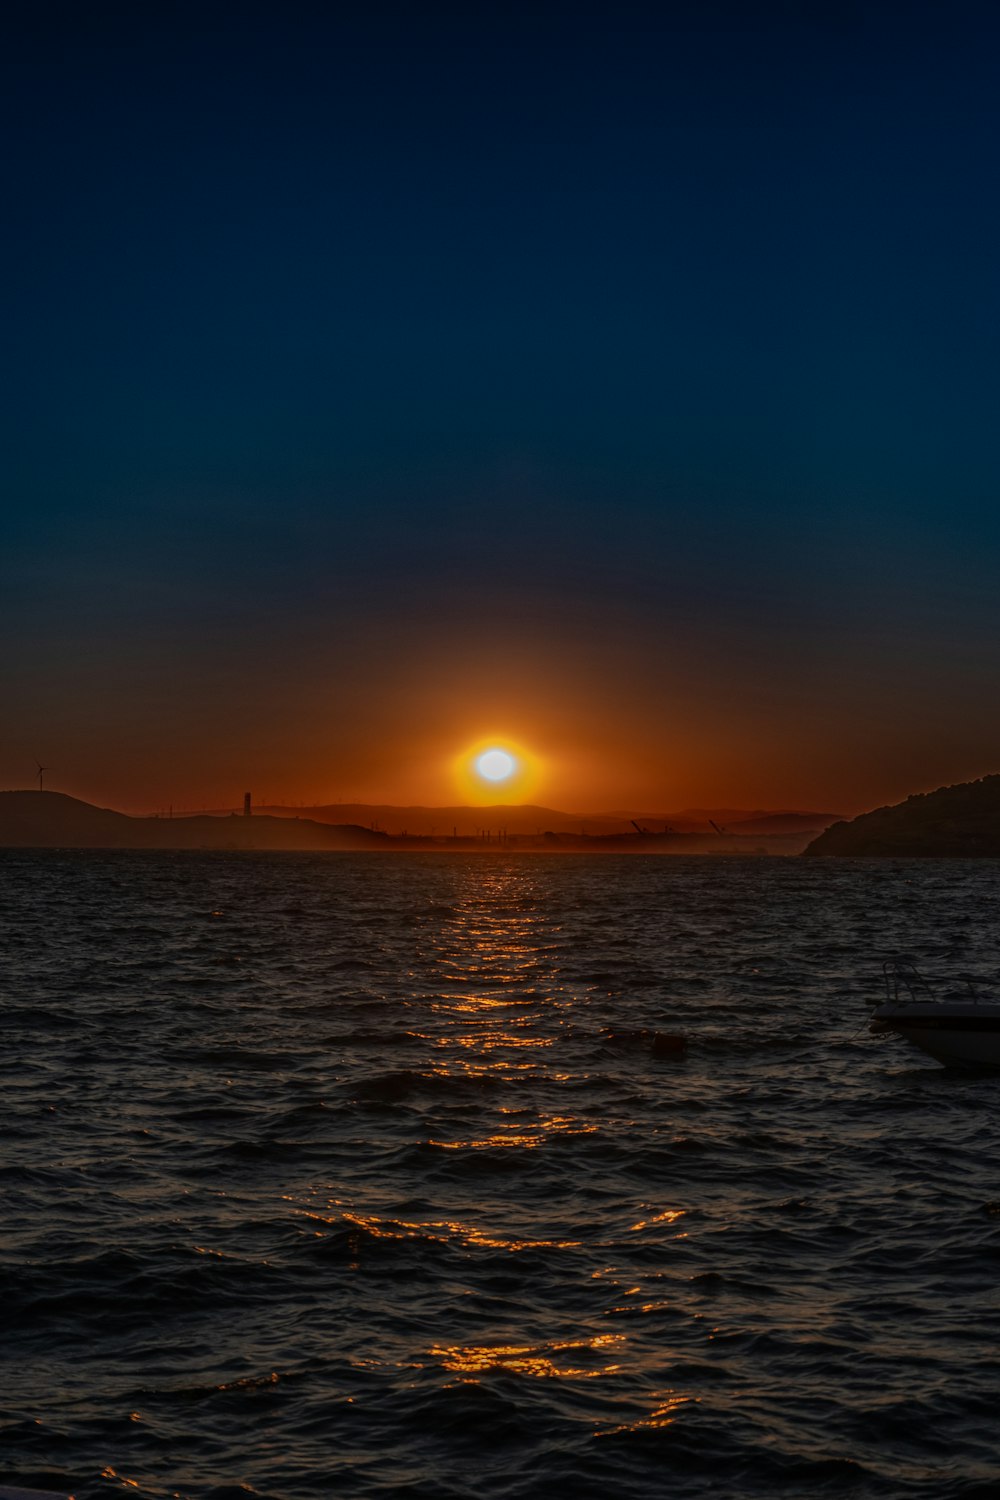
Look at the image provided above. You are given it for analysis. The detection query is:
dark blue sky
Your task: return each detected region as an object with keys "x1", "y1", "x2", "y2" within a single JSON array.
[{"x1": 4, "y1": 1, "x2": 1000, "y2": 811}]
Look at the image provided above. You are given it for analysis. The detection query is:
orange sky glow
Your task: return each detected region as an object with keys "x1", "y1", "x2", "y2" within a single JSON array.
[
  {"x1": 8, "y1": 651, "x2": 994, "y2": 820},
  {"x1": 5, "y1": 533, "x2": 997, "y2": 821}
]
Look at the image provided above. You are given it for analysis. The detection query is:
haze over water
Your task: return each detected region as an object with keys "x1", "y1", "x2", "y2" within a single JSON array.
[{"x1": 3, "y1": 851, "x2": 999, "y2": 1499}]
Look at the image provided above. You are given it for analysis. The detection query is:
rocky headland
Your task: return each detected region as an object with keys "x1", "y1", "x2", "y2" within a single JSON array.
[{"x1": 803, "y1": 775, "x2": 1000, "y2": 856}]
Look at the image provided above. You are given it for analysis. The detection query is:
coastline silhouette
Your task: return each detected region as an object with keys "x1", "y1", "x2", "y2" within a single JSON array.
[{"x1": 0, "y1": 790, "x2": 840, "y2": 854}]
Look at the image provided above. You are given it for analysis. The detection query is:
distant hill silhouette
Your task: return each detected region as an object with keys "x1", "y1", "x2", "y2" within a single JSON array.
[
  {"x1": 803, "y1": 776, "x2": 1000, "y2": 856},
  {"x1": 0, "y1": 791, "x2": 842, "y2": 854},
  {"x1": 242, "y1": 801, "x2": 841, "y2": 838},
  {"x1": 0, "y1": 792, "x2": 384, "y2": 850},
  {"x1": 251, "y1": 802, "x2": 607, "y2": 835}
]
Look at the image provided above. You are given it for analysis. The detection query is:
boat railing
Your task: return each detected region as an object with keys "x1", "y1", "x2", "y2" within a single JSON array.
[
  {"x1": 882, "y1": 959, "x2": 984, "y2": 1006},
  {"x1": 882, "y1": 960, "x2": 937, "y2": 1006}
]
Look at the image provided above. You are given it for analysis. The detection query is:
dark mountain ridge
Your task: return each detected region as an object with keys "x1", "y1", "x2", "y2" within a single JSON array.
[
  {"x1": 0, "y1": 792, "x2": 382, "y2": 850},
  {"x1": 803, "y1": 775, "x2": 1000, "y2": 856}
]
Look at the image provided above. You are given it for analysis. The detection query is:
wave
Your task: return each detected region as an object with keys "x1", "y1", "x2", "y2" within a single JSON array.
[
  {"x1": 5, "y1": 853, "x2": 1000, "y2": 1500},
  {"x1": 350, "y1": 1068, "x2": 502, "y2": 1104}
]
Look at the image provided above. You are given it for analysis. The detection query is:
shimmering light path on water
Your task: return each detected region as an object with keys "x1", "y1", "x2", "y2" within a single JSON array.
[{"x1": 2, "y1": 853, "x2": 999, "y2": 1500}]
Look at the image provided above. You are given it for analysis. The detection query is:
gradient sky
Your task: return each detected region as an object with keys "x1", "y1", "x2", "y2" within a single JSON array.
[{"x1": 4, "y1": 1, "x2": 1000, "y2": 814}]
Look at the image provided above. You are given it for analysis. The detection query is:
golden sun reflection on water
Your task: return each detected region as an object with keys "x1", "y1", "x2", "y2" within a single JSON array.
[
  {"x1": 629, "y1": 1207, "x2": 687, "y2": 1232},
  {"x1": 596, "y1": 1390, "x2": 700, "y2": 1435},
  {"x1": 405, "y1": 865, "x2": 592, "y2": 1141},
  {"x1": 430, "y1": 1333, "x2": 625, "y2": 1381},
  {"x1": 300, "y1": 867, "x2": 698, "y2": 1439},
  {"x1": 428, "y1": 1110, "x2": 598, "y2": 1151},
  {"x1": 297, "y1": 1206, "x2": 582, "y2": 1253}
]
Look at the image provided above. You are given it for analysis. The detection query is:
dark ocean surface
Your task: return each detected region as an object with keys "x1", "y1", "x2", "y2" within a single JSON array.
[{"x1": 2, "y1": 852, "x2": 999, "y2": 1500}]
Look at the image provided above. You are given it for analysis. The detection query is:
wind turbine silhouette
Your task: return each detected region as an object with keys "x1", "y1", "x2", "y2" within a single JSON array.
[{"x1": 36, "y1": 761, "x2": 49, "y2": 792}]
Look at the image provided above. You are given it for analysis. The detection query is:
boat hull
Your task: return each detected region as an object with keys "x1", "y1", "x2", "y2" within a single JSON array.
[{"x1": 871, "y1": 1004, "x2": 1000, "y2": 1068}]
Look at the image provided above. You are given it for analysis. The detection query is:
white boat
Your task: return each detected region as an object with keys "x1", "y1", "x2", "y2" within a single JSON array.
[{"x1": 870, "y1": 961, "x2": 1000, "y2": 1068}]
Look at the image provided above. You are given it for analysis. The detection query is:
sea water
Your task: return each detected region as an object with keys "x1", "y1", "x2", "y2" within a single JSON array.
[{"x1": 2, "y1": 851, "x2": 999, "y2": 1500}]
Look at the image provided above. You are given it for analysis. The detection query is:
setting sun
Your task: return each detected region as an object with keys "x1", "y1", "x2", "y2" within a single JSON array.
[
  {"x1": 476, "y1": 749, "x2": 516, "y2": 782},
  {"x1": 453, "y1": 737, "x2": 545, "y2": 804}
]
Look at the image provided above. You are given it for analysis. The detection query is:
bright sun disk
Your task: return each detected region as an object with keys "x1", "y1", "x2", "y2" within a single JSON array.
[{"x1": 477, "y1": 749, "x2": 516, "y2": 782}]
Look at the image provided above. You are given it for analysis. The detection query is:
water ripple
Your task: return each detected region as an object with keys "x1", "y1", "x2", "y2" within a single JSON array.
[{"x1": 1, "y1": 850, "x2": 999, "y2": 1498}]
